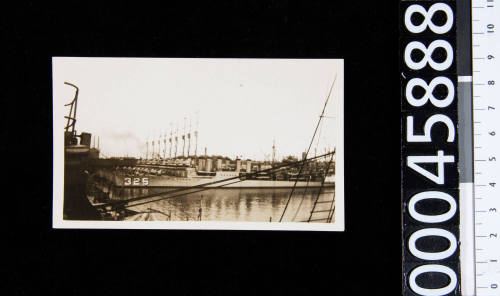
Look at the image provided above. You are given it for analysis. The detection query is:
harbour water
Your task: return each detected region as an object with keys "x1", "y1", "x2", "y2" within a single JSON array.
[{"x1": 106, "y1": 187, "x2": 335, "y2": 222}]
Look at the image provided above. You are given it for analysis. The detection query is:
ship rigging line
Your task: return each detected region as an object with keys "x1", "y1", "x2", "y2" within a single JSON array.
[
  {"x1": 291, "y1": 175, "x2": 310, "y2": 221},
  {"x1": 117, "y1": 179, "x2": 245, "y2": 210},
  {"x1": 291, "y1": 112, "x2": 328, "y2": 221},
  {"x1": 95, "y1": 151, "x2": 335, "y2": 212},
  {"x1": 307, "y1": 151, "x2": 335, "y2": 222},
  {"x1": 279, "y1": 73, "x2": 337, "y2": 222},
  {"x1": 326, "y1": 194, "x2": 336, "y2": 223},
  {"x1": 291, "y1": 148, "x2": 335, "y2": 221}
]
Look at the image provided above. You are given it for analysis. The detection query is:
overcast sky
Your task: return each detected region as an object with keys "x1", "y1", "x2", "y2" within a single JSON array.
[{"x1": 53, "y1": 58, "x2": 343, "y2": 160}]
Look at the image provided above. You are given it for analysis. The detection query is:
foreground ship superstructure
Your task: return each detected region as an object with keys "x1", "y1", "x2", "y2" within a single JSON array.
[{"x1": 63, "y1": 82, "x2": 101, "y2": 220}]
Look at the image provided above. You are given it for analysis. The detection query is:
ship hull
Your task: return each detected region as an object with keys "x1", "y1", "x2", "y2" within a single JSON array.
[{"x1": 97, "y1": 170, "x2": 334, "y2": 188}]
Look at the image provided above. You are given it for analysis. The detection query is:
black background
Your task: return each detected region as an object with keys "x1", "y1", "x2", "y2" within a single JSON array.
[{"x1": 4, "y1": 1, "x2": 401, "y2": 295}]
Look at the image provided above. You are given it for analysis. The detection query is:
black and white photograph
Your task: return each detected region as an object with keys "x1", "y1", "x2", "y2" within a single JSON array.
[{"x1": 52, "y1": 58, "x2": 344, "y2": 230}]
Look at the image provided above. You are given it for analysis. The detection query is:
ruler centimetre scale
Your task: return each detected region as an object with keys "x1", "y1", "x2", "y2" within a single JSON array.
[{"x1": 471, "y1": 0, "x2": 500, "y2": 295}]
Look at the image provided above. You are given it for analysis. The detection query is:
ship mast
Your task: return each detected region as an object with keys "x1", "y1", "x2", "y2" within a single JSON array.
[
  {"x1": 157, "y1": 132, "x2": 160, "y2": 159},
  {"x1": 163, "y1": 131, "x2": 167, "y2": 159},
  {"x1": 146, "y1": 137, "x2": 149, "y2": 160},
  {"x1": 272, "y1": 139, "x2": 276, "y2": 164},
  {"x1": 194, "y1": 111, "x2": 199, "y2": 158},
  {"x1": 174, "y1": 123, "x2": 178, "y2": 158},
  {"x1": 169, "y1": 122, "x2": 173, "y2": 159},
  {"x1": 152, "y1": 137, "x2": 155, "y2": 160},
  {"x1": 187, "y1": 117, "x2": 191, "y2": 158},
  {"x1": 182, "y1": 117, "x2": 186, "y2": 158}
]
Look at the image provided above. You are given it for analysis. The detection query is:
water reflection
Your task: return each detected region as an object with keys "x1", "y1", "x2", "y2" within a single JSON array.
[{"x1": 109, "y1": 187, "x2": 335, "y2": 223}]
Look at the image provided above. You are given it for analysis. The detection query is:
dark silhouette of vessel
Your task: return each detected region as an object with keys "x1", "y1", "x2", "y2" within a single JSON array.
[{"x1": 62, "y1": 82, "x2": 100, "y2": 220}]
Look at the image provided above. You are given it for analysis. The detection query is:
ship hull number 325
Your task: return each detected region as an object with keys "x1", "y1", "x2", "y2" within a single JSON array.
[{"x1": 123, "y1": 177, "x2": 149, "y2": 186}]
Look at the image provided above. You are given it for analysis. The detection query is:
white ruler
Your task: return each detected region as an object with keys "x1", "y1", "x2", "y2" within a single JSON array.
[{"x1": 472, "y1": 0, "x2": 500, "y2": 295}]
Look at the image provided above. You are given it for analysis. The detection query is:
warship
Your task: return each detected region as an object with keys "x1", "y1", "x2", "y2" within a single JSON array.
[
  {"x1": 94, "y1": 128, "x2": 335, "y2": 189},
  {"x1": 97, "y1": 158, "x2": 335, "y2": 189}
]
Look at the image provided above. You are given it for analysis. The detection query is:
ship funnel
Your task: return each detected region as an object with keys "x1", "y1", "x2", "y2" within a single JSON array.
[
  {"x1": 198, "y1": 158, "x2": 206, "y2": 171},
  {"x1": 205, "y1": 158, "x2": 213, "y2": 172},
  {"x1": 80, "y1": 132, "x2": 91, "y2": 147},
  {"x1": 246, "y1": 160, "x2": 252, "y2": 173}
]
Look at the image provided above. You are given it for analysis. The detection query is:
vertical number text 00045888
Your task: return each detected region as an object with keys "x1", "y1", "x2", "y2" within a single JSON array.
[{"x1": 401, "y1": 2, "x2": 460, "y2": 296}]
